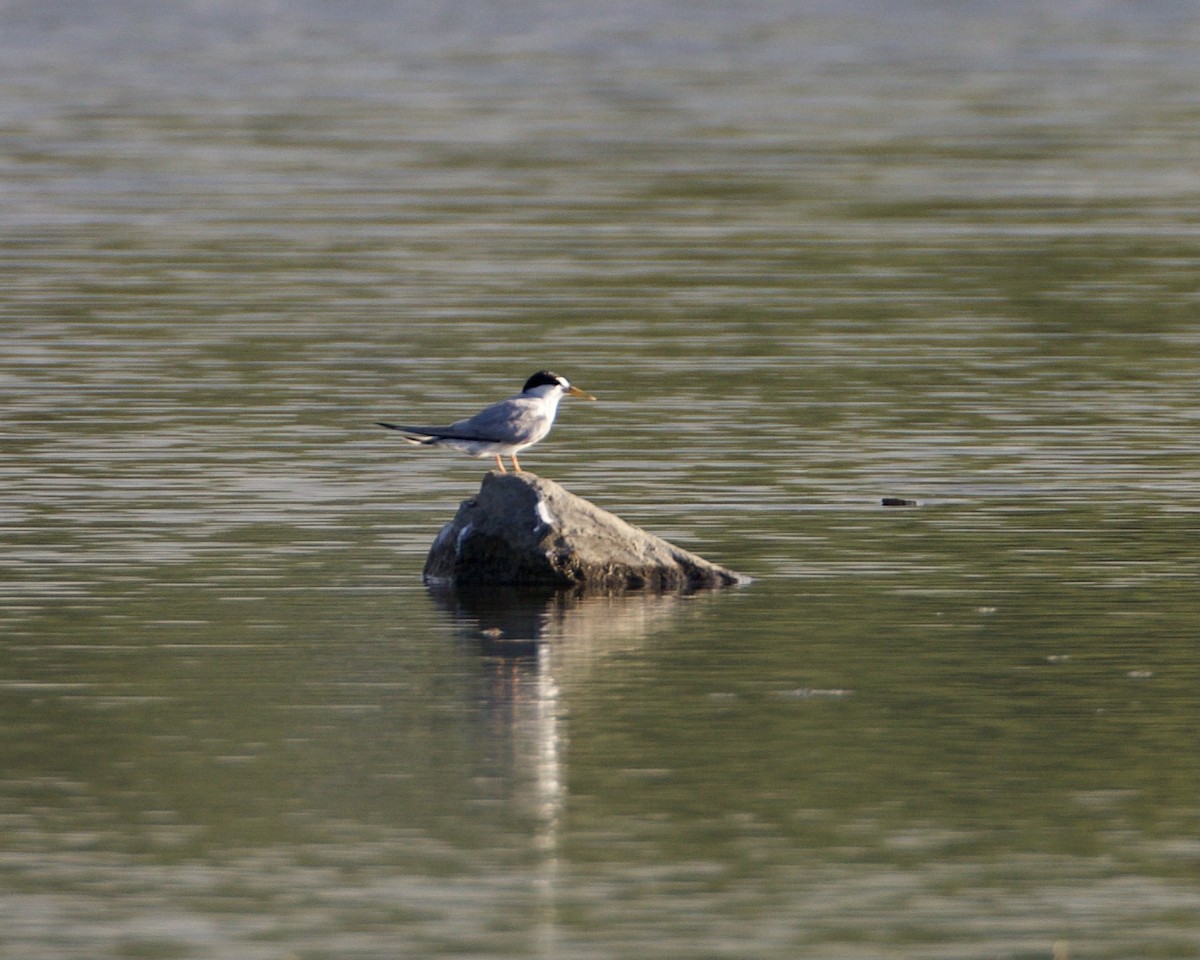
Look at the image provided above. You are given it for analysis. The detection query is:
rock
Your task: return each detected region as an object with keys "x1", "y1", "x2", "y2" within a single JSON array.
[{"x1": 423, "y1": 472, "x2": 748, "y2": 591}]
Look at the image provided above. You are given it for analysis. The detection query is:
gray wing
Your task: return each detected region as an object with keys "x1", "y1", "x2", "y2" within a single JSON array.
[
  {"x1": 378, "y1": 397, "x2": 541, "y2": 443},
  {"x1": 447, "y1": 397, "x2": 543, "y2": 443}
]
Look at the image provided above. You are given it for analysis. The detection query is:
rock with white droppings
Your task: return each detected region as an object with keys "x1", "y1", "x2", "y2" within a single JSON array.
[{"x1": 423, "y1": 472, "x2": 748, "y2": 591}]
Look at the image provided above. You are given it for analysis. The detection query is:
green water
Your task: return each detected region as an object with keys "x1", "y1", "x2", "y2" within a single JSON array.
[{"x1": 2, "y1": 2, "x2": 1197, "y2": 957}]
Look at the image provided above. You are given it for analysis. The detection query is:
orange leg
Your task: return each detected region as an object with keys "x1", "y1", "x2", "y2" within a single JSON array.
[
  {"x1": 511, "y1": 453, "x2": 523, "y2": 473},
  {"x1": 493, "y1": 454, "x2": 507, "y2": 473}
]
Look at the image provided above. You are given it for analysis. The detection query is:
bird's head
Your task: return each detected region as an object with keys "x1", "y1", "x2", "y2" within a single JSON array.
[{"x1": 523, "y1": 370, "x2": 595, "y2": 400}]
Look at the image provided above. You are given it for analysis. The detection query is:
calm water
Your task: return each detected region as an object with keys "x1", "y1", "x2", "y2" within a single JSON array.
[{"x1": 2, "y1": 2, "x2": 1198, "y2": 958}]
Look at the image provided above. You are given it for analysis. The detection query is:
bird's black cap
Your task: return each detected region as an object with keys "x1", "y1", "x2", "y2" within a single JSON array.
[{"x1": 522, "y1": 370, "x2": 568, "y2": 392}]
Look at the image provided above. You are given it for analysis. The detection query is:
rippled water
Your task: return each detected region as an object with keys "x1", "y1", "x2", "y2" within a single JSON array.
[{"x1": 2, "y1": 2, "x2": 1198, "y2": 958}]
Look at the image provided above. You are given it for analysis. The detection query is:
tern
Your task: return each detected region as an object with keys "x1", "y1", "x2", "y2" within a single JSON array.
[{"x1": 376, "y1": 370, "x2": 595, "y2": 473}]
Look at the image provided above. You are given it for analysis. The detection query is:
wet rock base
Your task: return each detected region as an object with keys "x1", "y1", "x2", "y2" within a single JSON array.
[{"x1": 423, "y1": 472, "x2": 747, "y2": 592}]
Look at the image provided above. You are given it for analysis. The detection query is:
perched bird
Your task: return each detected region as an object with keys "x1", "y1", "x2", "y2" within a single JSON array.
[{"x1": 376, "y1": 370, "x2": 595, "y2": 473}]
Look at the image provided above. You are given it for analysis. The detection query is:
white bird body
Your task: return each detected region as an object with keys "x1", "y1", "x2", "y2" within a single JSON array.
[{"x1": 377, "y1": 371, "x2": 594, "y2": 473}]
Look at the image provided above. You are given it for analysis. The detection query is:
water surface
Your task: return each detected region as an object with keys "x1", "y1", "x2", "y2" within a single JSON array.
[{"x1": 2, "y1": 2, "x2": 1197, "y2": 958}]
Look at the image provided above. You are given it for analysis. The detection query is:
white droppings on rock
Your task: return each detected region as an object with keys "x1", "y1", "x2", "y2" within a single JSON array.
[
  {"x1": 455, "y1": 523, "x2": 473, "y2": 556},
  {"x1": 535, "y1": 495, "x2": 556, "y2": 531}
]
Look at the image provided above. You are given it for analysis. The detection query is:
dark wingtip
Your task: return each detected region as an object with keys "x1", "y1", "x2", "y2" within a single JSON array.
[{"x1": 376, "y1": 422, "x2": 400, "y2": 430}]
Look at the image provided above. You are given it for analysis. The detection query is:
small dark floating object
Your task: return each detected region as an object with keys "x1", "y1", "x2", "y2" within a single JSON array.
[
  {"x1": 424, "y1": 471, "x2": 748, "y2": 591},
  {"x1": 881, "y1": 497, "x2": 918, "y2": 507}
]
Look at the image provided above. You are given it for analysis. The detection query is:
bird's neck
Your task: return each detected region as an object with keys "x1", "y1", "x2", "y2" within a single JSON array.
[{"x1": 527, "y1": 385, "x2": 563, "y2": 409}]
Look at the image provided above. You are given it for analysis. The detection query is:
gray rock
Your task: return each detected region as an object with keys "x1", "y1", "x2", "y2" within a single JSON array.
[{"x1": 424, "y1": 472, "x2": 748, "y2": 591}]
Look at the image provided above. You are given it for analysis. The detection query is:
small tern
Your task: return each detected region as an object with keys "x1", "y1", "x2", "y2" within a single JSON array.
[{"x1": 376, "y1": 370, "x2": 595, "y2": 473}]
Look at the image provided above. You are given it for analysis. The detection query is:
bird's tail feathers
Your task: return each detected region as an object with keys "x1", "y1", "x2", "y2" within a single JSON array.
[{"x1": 375, "y1": 422, "x2": 436, "y2": 445}]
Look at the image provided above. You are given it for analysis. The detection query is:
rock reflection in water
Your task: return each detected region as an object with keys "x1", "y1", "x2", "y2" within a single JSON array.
[
  {"x1": 426, "y1": 583, "x2": 734, "y2": 862},
  {"x1": 430, "y1": 583, "x2": 733, "y2": 953},
  {"x1": 427, "y1": 582, "x2": 724, "y2": 659}
]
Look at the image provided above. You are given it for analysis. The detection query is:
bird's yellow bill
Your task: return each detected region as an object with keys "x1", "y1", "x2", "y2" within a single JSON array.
[{"x1": 567, "y1": 385, "x2": 596, "y2": 400}]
